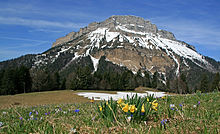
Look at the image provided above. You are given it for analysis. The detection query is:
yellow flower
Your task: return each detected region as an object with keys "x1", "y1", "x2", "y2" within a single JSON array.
[
  {"x1": 147, "y1": 98, "x2": 149, "y2": 102},
  {"x1": 117, "y1": 98, "x2": 123, "y2": 104},
  {"x1": 122, "y1": 103, "x2": 129, "y2": 112},
  {"x1": 99, "y1": 106, "x2": 102, "y2": 111},
  {"x1": 90, "y1": 99, "x2": 94, "y2": 103},
  {"x1": 130, "y1": 105, "x2": 137, "y2": 113},
  {"x1": 162, "y1": 96, "x2": 166, "y2": 99},
  {"x1": 151, "y1": 100, "x2": 158, "y2": 111},
  {"x1": 152, "y1": 106, "x2": 157, "y2": 111},
  {"x1": 119, "y1": 102, "x2": 126, "y2": 108},
  {"x1": 152, "y1": 102, "x2": 158, "y2": 107},
  {"x1": 141, "y1": 104, "x2": 145, "y2": 113}
]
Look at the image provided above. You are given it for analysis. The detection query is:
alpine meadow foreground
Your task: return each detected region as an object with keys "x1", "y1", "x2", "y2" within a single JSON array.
[{"x1": 0, "y1": 91, "x2": 219, "y2": 133}]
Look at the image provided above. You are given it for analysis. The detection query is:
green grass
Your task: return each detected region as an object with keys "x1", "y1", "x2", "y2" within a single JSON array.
[{"x1": 0, "y1": 92, "x2": 219, "y2": 133}]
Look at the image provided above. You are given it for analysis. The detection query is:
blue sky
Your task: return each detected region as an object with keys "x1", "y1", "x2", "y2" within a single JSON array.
[{"x1": 0, "y1": 0, "x2": 220, "y2": 61}]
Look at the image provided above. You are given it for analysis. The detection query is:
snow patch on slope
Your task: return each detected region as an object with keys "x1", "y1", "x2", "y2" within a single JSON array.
[
  {"x1": 90, "y1": 55, "x2": 100, "y2": 73},
  {"x1": 77, "y1": 91, "x2": 167, "y2": 101}
]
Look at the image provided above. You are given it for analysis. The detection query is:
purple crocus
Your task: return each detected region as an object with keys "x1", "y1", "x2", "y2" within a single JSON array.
[
  {"x1": 45, "y1": 113, "x2": 48, "y2": 115},
  {"x1": 179, "y1": 104, "x2": 183, "y2": 107},
  {"x1": 19, "y1": 117, "x2": 23, "y2": 120},
  {"x1": 161, "y1": 119, "x2": 168, "y2": 126},
  {"x1": 74, "y1": 109, "x2": 80, "y2": 113},
  {"x1": 161, "y1": 120, "x2": 165, "y2": 126},
  {"x1": 198, "y1": 101, "x2": 200, "y2": 105},
  {"x1": 36, "y1": 111, "x2": 38, "y2": 115}
]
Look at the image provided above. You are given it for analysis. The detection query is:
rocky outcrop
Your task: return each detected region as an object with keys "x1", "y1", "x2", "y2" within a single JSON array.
[
  {"x1": 158, "y1": 30, "x2": 176, "y2": 40},
  {"x1": 52, "y1": 32, "x2": 75, "y2": 47}
]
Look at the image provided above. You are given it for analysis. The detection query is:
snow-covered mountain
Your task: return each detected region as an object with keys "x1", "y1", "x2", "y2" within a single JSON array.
[
  {"x1": 0, "y1": 15, "x2": 219, "y2": 91},
  {"x1": 49, "y1": 15, "x2": 217, "y2": 75}
]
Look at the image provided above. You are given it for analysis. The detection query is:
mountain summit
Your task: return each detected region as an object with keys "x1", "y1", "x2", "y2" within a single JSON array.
[
  {"x1": 0, "y1": 15, "x2": 219, "y2": 92},
  {"x1": 53, "y1": 15, "x2": 175, "y2": 47}
]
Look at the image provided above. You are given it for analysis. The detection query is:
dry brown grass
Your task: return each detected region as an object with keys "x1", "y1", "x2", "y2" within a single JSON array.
[
  {"x1": 0, "y1": 89, "x2": 173, "y2": 110},
  {"x1": 0, "y1": 90, "x2": 89, "y2": 109}
]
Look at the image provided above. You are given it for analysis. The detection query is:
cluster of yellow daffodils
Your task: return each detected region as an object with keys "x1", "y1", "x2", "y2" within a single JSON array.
[
  {"x1": 151, "y1": 100, "x2": 158, "y2": 111},
  {"x1": 121, "y1": 103, "x2": 137, "y2": 113}
]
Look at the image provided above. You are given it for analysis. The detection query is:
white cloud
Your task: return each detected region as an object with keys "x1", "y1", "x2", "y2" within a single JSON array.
[
  {"x1": 150, "y1": 16, "x2": 220, "y2": 48},
  {"x1": 0, "y1": 16, "x2": 85, "y2": 29},
  {"x1": 0, "y1": 36, "x2": 49, "y2": 43}
]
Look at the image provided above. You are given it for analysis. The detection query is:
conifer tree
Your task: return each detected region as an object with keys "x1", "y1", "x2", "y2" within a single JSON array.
[
  {"x1": 152, "y1": 71, "x2": 158, "y2": 88},
  {"x1": 211, "y1": 72, "x2": 220, "y2": 91},
  {"x1": 200, "y1": 74, "x2": 209, "y2": 93}
]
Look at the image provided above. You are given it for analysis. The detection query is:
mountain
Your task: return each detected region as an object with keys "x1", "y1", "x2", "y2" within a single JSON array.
[{"x1": 0, "y1": 15, "x2": 219, "y2": 93}]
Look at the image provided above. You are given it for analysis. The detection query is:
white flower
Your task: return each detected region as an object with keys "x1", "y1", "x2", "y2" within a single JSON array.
[
  {"x1": 70, "y1": 128, "x2": 77, "y2": 133},
  {"x1": 63, "y1": 111, "x2": 67, "y2": 114},
  {"x1": 2, "y1": 111, "x2": 7, "y2": 115},
  {"x1": 127, "y1": 116, "x2": 131, "y2": 122},
  {"x1": 55, "y1": 109, "x2": 59, "y2": 113},
  {"x1": 170, "y1": 104, "x2": 175, "y2": 108},
  {"x1": 193, "y1": 105, "x2": 197, "y2": 108},
  {"x1": 30, "y1": 115, "x2": 34, "y2": 120},
  {"x1": 0, "y1": 122, "x2": 3, "y2": 127}
]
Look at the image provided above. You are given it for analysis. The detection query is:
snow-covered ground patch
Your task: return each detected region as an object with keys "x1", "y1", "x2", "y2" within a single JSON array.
[{"x1": 77, "y1": 91, "x2": 167, "y2": 100}]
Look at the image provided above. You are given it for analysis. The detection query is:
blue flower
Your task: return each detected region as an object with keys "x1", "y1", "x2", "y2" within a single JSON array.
[
  {"x1": 161, "y1": 120, "x2": 165, "y2": 125},
  {"x1": 141, "y1": 112, "x2": 144, "y2": 116},
  {"x1": 170, "y1": 107, "x2": 175, "y2": 111},
  {"x1": 36, "y1": 111, "x2": 38, "y2": 115},
  {"x1": 29, "y1": 112, "x2": 32, "y2": 116},
  {"x1": 161, "y1": 119, "x2": 167, "y2": 126},
  {"x1": 19, "y1": 117, "x2": 23, "y2": 120},
  {"x1": 130, "y1": 114, "x2": 133, "y2": 117},
  {"x1": 179, "y1": 104, "x2": 182, "y2": 107},
  {"x1": 74, "y1": 109, "x2": 80, "y2": 113},
  {"x1": 45, "y1": 113, "x2": 48, "y2": 115}
]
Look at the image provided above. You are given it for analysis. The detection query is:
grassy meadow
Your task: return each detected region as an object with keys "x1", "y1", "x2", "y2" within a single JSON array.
[{"x1": 0, "y1": 90, "x2": 219, "y2": 134}]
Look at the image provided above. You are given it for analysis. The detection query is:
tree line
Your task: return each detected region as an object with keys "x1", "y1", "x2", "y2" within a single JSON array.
[{"x1": 0, "y1": 66, "x2": 219, "y2": 95}]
